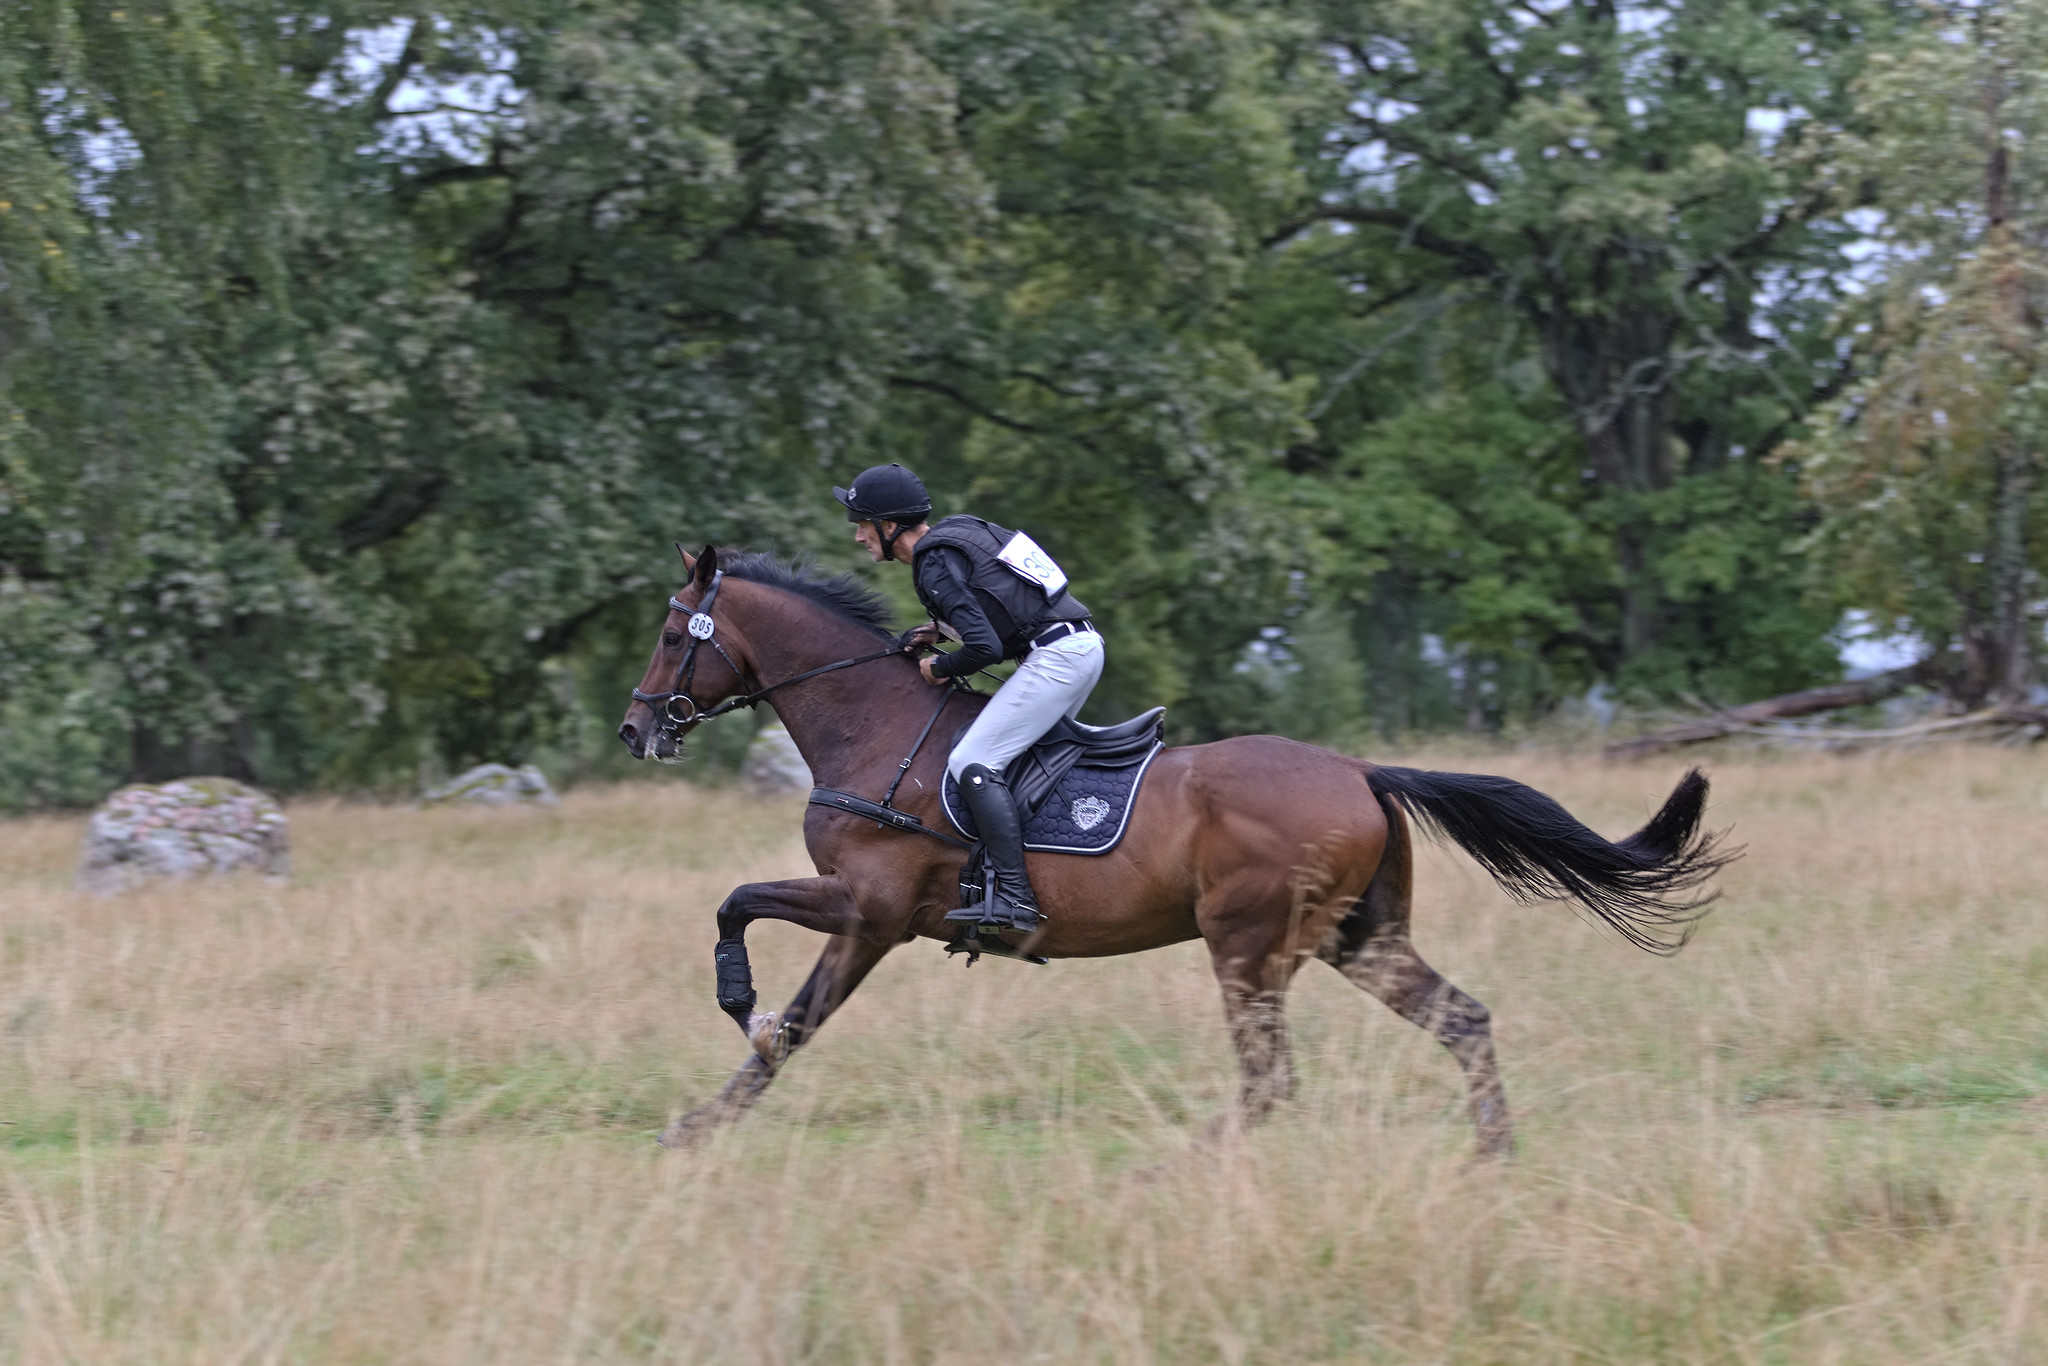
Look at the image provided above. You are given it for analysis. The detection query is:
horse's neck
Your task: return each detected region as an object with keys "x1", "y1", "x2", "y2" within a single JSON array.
[{"x1": 744, "y1": 598, "x2": 934, "y2": 792}]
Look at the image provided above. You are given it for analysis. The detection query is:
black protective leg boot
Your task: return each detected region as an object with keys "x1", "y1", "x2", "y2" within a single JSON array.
[{"x1": 944, "y1": 764, "x2": 1046, "y2": 932}]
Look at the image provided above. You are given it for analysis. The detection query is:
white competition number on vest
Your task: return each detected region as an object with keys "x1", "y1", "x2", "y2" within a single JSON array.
[{"x1": 996, "y1": 530, "x2": 1069, "y2": 596}]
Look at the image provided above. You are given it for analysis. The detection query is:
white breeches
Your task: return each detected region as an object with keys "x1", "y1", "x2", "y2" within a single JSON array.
[{"x1": 946, "y1": 631, "x2": 1106, "y2": 781}]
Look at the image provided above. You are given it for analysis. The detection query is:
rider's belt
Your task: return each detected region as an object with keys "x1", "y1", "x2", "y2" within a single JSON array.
[{"x1": 1027, "y1": 619, "x2": 1094, "y2": 653}]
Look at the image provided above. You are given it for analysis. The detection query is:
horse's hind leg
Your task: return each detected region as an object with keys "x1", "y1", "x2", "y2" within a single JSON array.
[
  {"x1": 1321, "y1": 802, "x2": 1513, "y2": 1158},
  {"x1": 1218, "y1": 977, "x2": 1295, "y2": 1124},
  {"x1": 1200, "y1": 875, "x2": 1313, "y2": 1128},
  {"x1": 1332, "y1": 925, "x2": 1512, "y2": 1158}
]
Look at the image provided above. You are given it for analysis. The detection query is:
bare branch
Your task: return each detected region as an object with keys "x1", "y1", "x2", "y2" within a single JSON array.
[
  {"x1": 1308, "y1": 290, "x2": 1462, "y2": 419},
  {"x1": 1264, "y1": 205, "x2": 1502, "y2": 279}
]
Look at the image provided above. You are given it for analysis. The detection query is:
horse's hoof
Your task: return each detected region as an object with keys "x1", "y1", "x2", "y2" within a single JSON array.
[
  {"x1": 657, "y1": 1114, "x2": 715, "y2": 1151},
  {"x1": 1467, "y1": 1132, "x2": 1516, "y2": 1166},
  {"x1": 747, "y1": 1012, "x2": 788, "y2": 1066}
]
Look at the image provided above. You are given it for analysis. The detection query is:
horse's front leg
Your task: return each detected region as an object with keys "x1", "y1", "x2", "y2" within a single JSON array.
[
  {"x1": 709, "y1": 876, "x2": 878, "y2": 1042},
  {"x1": 660, "y1": 932, "x2": 891, "y2": 1150}
]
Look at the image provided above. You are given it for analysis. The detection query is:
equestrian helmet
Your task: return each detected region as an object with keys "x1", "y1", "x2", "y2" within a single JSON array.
[{"x1": 834, "y1": 463, "x2": 932, "y2": 526}]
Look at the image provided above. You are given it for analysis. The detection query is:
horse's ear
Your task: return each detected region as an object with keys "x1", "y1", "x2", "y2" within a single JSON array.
[
  {"x1": 676, "y1": 542, "x2": 695, "y2": 576},
  {"x1": 695, "y1": 545, "x2": 718, "y2": 587}
]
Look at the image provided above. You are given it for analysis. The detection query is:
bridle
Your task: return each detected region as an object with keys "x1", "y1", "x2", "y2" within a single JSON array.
[{"x1": 629, "y1": 570, "x2": 914, "y2": 755}]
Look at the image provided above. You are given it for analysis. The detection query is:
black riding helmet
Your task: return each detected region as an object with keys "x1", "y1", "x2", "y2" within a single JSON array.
[{"x1": 834, "y1": 463, "x2": 932, "y2": 558}]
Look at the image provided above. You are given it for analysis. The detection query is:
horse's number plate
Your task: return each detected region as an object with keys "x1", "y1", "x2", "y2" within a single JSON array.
[
  {"x1": 687, "y1": 612, "x2": 716, "y2": 640},
  {"x1": 997, "y1": 531, "x2": 1069, "y2": 596}
]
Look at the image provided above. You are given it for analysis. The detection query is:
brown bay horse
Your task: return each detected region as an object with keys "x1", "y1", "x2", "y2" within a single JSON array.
[{"x1": 618, "y1": 549, "x2": 1734, "y2": 1157}]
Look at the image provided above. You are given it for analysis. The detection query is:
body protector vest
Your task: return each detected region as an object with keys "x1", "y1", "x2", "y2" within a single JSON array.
[{"x1": 912, "y1": 516, "x2": 1091, "y2": 659}]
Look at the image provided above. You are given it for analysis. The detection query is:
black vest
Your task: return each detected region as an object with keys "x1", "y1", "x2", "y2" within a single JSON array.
[{"x1": 912, "y1": 516, "x2": 1091, "y2": 658}]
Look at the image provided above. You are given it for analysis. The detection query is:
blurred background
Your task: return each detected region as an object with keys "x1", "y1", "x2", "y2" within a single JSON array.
[{"x1": 5, "y1": 0, "x2": 2044, "y2": 806}]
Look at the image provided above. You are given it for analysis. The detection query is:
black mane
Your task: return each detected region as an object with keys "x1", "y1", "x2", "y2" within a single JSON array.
[{"x1": 715, "y1": 551, "x2": 897, "y2": 638}]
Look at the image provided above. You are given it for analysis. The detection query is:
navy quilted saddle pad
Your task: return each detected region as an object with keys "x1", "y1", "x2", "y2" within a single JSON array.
[{"x1": 941, "y1": 708, "x2": 1165, "y2": 856}]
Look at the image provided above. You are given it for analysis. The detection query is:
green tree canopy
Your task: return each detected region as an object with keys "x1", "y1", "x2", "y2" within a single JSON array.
[
  {"x1": 0, "y1": 0, "x2": 1328, "y2": 804},
  {"x1": 1276, "y1": 0, "x2": 1908, "y2": 700}
]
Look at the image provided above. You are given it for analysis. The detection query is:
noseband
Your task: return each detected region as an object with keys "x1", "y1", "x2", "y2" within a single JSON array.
[{"x1": 629, "y1": 570, "x2": 915, "y2": 753}]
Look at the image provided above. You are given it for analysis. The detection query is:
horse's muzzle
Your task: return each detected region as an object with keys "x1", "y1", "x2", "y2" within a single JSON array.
[
  {"x1": 617, "y1": 718, "x2": 646, "y2": 760},
  {"x1": 619, "y1": 706, "x2": 687, "y2": 763}
]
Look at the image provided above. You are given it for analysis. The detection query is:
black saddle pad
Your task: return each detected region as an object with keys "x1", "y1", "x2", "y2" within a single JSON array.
[{"x1": 942, "y1": 707, "x2": 1165, "y2": 856}]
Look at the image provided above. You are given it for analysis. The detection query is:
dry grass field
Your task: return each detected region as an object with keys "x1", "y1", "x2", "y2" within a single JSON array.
[{"x1": 0, "y1": 748, "x2": 2046, "y2": 1363}]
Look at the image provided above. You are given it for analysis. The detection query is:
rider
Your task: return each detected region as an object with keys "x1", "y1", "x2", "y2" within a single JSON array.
[{"x1": 835, "y1": 463, "x2": 1101, "y2": 934}]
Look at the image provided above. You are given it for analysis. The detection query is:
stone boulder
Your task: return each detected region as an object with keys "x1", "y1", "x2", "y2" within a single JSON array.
[
  {"x1": 421, "y1": 763, "x2": 558, "y2": 808},
  {"x1": 741, "y1": 721, "x2": 812, "y2": 795},
  {"x1": 78, "y1": 778, "x2": 290, "y2": 895}
]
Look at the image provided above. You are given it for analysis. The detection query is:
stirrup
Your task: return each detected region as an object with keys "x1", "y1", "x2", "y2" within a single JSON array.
[{"x1": 944, "y1": 924, "x2": 1048, "y2": 966}]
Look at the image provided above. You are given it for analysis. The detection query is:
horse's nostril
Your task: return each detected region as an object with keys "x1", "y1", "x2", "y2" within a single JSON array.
[{"x1": 618, "y1": 722, "x2": 638, "y2": 746}]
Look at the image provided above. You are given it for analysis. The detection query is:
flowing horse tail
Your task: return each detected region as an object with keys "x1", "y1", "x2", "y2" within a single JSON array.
[{"x1": 1364, "y1": 765, "x2": 1738, "y2": 955}]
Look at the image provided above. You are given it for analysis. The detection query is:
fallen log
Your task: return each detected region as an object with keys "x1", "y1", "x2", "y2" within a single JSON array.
[
  {"x1": 1672, "y1": 706, "x2": 2048, "y2": 751},
  {"x1": 1604, "y1": 661, "x2": 1936, "y2": 759}
]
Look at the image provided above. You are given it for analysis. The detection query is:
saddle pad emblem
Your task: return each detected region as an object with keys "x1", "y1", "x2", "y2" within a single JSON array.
[{"x1": 1070, "y1": 796, "x2": 1112, "y2": 831}]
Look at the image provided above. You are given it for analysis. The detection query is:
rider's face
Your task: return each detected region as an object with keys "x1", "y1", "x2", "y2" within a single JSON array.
[{"x1": 853, "y1": 520, "x2": 895, "y2": 562}]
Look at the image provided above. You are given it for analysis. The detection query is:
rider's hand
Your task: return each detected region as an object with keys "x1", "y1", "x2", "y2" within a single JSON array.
[
  {"x1": 919, "y1": 655, "x2": 946, "y2": 686},
  {"x1": 903, "y1": 621, "x2": 942, "y2": 651}
]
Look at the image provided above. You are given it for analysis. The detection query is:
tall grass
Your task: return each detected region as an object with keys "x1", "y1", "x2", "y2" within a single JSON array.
[{"x1": 1, "y1": 749, "x2": 2046, "y2": 1362}]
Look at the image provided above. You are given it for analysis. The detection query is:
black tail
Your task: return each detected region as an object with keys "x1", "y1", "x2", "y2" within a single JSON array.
[{"x1": 1365, "y1": 765, "x2": 1737, "y2": 955}]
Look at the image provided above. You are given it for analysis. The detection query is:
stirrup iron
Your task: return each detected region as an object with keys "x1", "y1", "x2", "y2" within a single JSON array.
[{"x1": 945, "y1": 924, "x2": 1048, "y2": 966}]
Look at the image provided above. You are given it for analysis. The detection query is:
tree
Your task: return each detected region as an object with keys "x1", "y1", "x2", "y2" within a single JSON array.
[
  {"x1": 1283, "y1": 0, "x2": 1908, "y2": 695},
  {"x1": 0, "y1": 0, "x2": 1010, "y2": 798},
  {"x1": 1792, "y1": 0, "x2": 2048, "y2": 707},
  {"x1": 0, "y1": 0, "x2": 1328, "y2": 802}
]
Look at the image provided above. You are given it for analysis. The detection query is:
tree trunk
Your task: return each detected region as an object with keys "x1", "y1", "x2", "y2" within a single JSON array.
[
  {"x1": 1981, "y1": 68, "x2": 2037, "y2": 705},
  {"x1": 1986, "y1": 437, "x2": 2037, "y2": 704},
  {"x1": 1535, "y1": 288, "x2": 1681, "y2": 667}
]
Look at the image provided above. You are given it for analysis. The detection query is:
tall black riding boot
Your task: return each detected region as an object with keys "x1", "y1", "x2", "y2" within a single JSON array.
[{"x1": 944, "y1": 764, "x2": 1046, "y2": 932}]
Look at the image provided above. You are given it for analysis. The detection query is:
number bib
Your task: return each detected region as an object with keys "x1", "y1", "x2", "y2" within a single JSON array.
[{"x1": 996, "y1": 531, "x2": 1069, "y2": 597}]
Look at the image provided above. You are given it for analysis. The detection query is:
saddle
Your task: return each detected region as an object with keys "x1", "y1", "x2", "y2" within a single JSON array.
[
  {"x1": 941, "y1": 706, "x2": 1166, "y2": 855},
  {"x1": 978, "y1": 706, "x2": 1165, "y2": 819}
]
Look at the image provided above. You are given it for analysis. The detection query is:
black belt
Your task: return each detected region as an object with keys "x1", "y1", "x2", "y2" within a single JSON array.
[{"x1": 1027, "y1": 619, "x2": 1094, "y2": 652}]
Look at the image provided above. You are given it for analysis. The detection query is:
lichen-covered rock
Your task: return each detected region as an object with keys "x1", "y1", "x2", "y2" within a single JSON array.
[
  {"x1": 78, "y1": 778, "x2": 290, "y2": 895},
  {"x1": 421, "y1": 763, "x2": 558, "y2": 808},
  {"x1": 741, "y1": 721, "x2": 812, "y2": 795}
]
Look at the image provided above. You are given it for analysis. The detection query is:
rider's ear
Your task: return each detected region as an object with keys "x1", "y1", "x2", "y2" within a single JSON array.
[{"x1": 696, "y1": 545, "x2": 719, "y2": 587}]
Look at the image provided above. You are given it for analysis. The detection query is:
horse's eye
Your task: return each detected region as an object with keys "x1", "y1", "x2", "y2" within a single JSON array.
[{"x1": 663, "y1": 632, "x2": 682, "y2": 648}]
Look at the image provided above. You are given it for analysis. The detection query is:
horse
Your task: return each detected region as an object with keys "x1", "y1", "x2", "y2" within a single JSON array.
[{"x1": 617, "y1": 548, "x2": 1735, "y2": 1156}]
